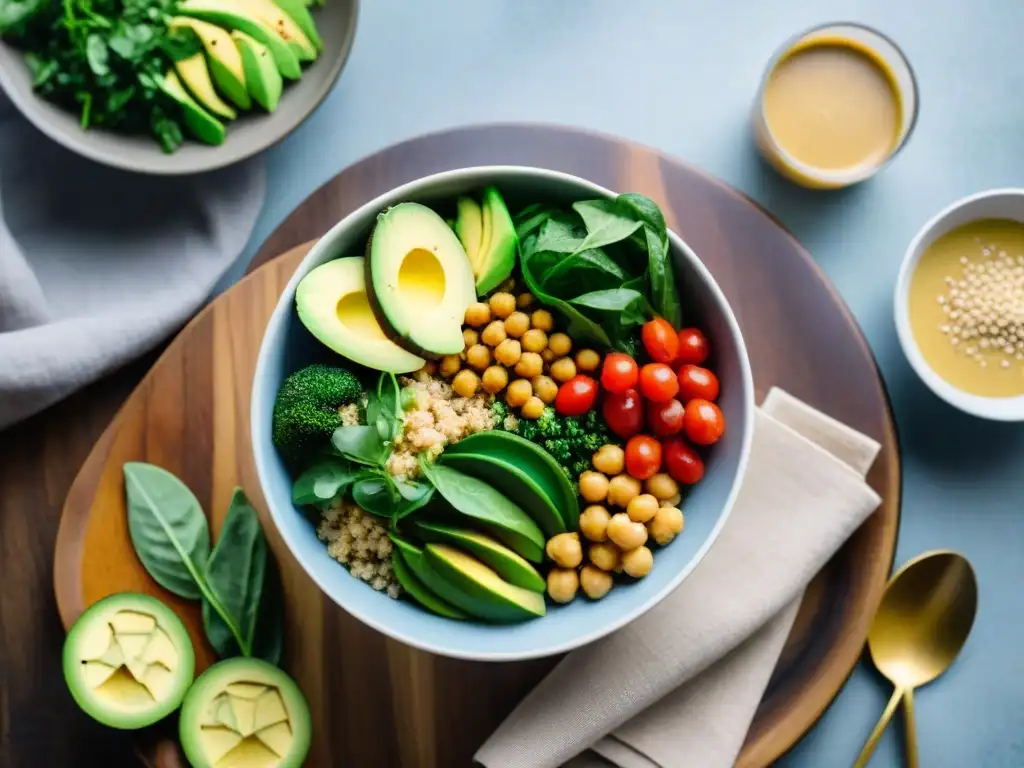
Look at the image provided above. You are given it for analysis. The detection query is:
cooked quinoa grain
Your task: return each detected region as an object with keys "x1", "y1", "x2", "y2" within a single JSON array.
[{"x1": 318, "y1": 500, "x2": 401, "y2": 598}]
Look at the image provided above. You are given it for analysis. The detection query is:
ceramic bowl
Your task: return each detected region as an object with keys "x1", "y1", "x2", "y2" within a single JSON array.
[
  {"x1": 895, "y1": 188, "x2": 1024, "y2": 420},
  {"x1": 251, "y1": 166, "x2": 755, "y2": 660},
  {"x1": 0, "y1": 0, "x2": 357, "y2": 175}
]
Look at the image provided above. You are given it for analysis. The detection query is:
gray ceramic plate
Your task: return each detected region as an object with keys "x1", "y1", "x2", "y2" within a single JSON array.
[{"x1": 0, "y1": 0, "x2": 357, "y2": 175}]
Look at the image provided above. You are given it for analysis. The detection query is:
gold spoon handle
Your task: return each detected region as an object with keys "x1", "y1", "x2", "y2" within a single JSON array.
[
  {"x1": 903, "y1": 687, "x2": 918, "y2": 768},
  {"x1": 853, "y1": 688, "x2": 904, "y2": 768}
]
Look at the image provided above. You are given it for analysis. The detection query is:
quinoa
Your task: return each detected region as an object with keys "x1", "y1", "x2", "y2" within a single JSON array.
[
  {"x1": 338, "y1": 402, "x2": 362, "y2": 427},
  {"x1": 317, "y1": 499, "x2": 401, "y2": 598}
]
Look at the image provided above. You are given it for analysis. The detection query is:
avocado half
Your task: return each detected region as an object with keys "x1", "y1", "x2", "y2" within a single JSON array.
[
  {"x1": 179, "y1": 656, "x2": 311, "y2": 768},
  {"x1": 366, "y1": 202, "x2": 477, "y2": 359},
  {"x1": 295, "y1": 256, "x2": 426, "y2": 373},
  {"x1": 62, "y1": 592, "x2": 196, "y2": 730},
  {"x1": 455, "y1": 187, "x2": 517, "y2": 295}
]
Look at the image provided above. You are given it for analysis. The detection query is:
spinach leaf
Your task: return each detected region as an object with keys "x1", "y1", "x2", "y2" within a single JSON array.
[
  {"x1": 392, "y1": 479, "x2": 434, "y2": 524},
  {"x1": 513, "y1": 204, "x2": 558, "y2": 241},
  {"x1": 0, "y1": 0, "x2": 48, "y2": 36},
  {"x1": 570, "y1": 287, "x2": 651, "y2": 314},
  {"x1": 351, "y1": 474, "x2": 394, "y2": 518},
  {"x1": 572, "y1": 199, "x2": 643, "y2": 253},
  {"x1": 535, "y1": 215, "x2": 584, "y2": 254},
  {"x1": 541, "y1": 248, "x2": 626, "y2": 295},
  {"x1": 84, "y1": 34, "x2": 109, "y2": 76},
  {"x1": 124, "y1": 462, "x2": 210, "y2": 600},
  {"x1": 331, "y1": 425, "x2": 386, "y2": 466},
  {"x1": 291, "y1": 458, "x2": 357, "y2": 506},
  {"x1": 619, "y1": 193, "x2": 682, "y2": 327},
  {"x1": 520, "y1": 247, "x2": 613, "y2": 348}
]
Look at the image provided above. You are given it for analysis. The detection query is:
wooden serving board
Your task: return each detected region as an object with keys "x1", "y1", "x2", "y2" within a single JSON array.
[{"x1": 53, "y1": 125, "x2": 900, "y2": 767}]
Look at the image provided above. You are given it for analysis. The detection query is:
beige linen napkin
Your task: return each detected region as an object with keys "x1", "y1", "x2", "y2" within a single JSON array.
[{"x1": 476, "y1": 388, "x2": 882, "y2": 768}]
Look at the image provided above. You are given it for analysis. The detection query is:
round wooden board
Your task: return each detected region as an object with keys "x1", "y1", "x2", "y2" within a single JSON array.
[{"x1": 54, "y1": 125, "x2": 900, "y2": 768}]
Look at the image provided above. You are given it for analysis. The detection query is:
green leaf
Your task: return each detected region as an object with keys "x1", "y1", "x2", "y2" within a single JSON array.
[
  {"x1": 520, "y1": 247, "x2": 612, "y2": 348},
  {"x1": 570, "y1": 287, "x2": 650, "y2": 313},
  {"x1": 124, "y1": 462, "x2": 210, "y2": 600},
  {"x1": 572, "y1": 199, "x2": 643, "y2": 253},
  {"x1": 331, "y1": 425, "x2": 386, "y2": 466},
  {"x1": 85, "y1": 34, "x2": 109, "y2": 76},
  {"x1": 618, "y1": 193, "x2": 682, "y2": 327},
  {"x1": 513, "y1": 204, "x2": 558, "y2": 241},
  {"x1": 391, "y1": 479, "x2": 434, "y2": 524},
  {"x1": 535, "y1": 215, "x2": 583, "y2": 254},
  {"x1": 0, "y1": 0, "x2": 48, "y2": 37},
  {"x1": 540, "y1": 248, "x2": 627, "y2": 296},
  {"x1": 352, "y1": 475, "x2": 393, "y2": 517},
  {"x1": 291, "y1": 458, "x2": 357, "y2": 506}
]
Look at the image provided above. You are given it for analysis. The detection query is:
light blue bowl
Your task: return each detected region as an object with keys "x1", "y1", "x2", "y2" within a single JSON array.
[{"x1": 251, "y1": 166, "x2": 755, "y2": 661}]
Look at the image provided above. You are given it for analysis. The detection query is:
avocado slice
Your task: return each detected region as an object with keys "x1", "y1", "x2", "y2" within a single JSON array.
[
  {"x1": 424, "y1": 544, "x2": 546, "y2": 623},
  {"x1": 266, "y1": 0, "x2": 322, "y2": 52},
  {"x1": 296, "y1": 256, "x2": 426, "y2": 373},
  {"x1": 171, "y1": 17, "x2": 250, "y2": 110},
  {"x1": 178, "y1": 0, "x2": 303, "y2": 80},
  {"x1": 231, "y1": 30, "x2": 283, "y2": 112},
  {"x1": 63, "y1": 592, "x2": 195, "y2": 730},
  {"x1": 439, "y1": 451, "x2": 565, "y2": 538},
  {"x1": 475, "y1": 187, "x2": 518, "y2": 295},
  {"x1": 412, "y1": 522, "x2": 545, "y2": 593},
  {"x1": 446, "y1": 430, "x2": 580, "y2": 531},
  {"x1": 366, "y1": 202, "x2": 477, "y2": 358},
  {"x1": 390, "y1": 537, "x2": 468, "y2": 619},
  {"x1": 455, "y1": 196, "x2": 484, "y2": 267},
  {"x1": 159, "y1": 71, "x2": 226, "y2": 146},
  {"x1": 231, "y1": 0, "x2": 318, "y2": 61},
  {"x1": 175, "y1": 53, "x2": 237, "y2": 120},
  {"x1": 179, "y1": 657, "x2": 311, "y2": 768}
]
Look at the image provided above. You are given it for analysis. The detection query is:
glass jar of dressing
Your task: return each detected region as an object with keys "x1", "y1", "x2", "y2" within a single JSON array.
[{"x1": 752, "y1": 23, "x2": 919, "y2": 189}]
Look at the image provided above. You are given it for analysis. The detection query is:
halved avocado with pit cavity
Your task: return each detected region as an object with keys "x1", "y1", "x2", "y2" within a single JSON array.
[
  {"x1": 179, "y1": 656, "x2": 311, "y2": 768},
  {"x1": 366, "y1": 202, "x2": 476, "y2": 359},
  {"x1": 62, "y1": 592, "x2": 195, "y2": 730}
]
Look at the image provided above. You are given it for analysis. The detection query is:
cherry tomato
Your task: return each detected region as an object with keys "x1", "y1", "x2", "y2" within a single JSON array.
[
  {"x1": 677, "y1": 365, "x2": 720, "y2": 402},
  {"x1": 601, "y1": 353, "x2": 639, "y2": 394},
  {"x1": 641, "y1": 317, "x2": 680, "y2": 364},
  {"x1": 683, "y1": 398, "x2": 726, "y2": 445},
  {"x1": 625, "y1": 435, "x2": 663, "y2": 480},
  {"x1": 638, "y1": 363, "x2": 679, "y2": 403},
  {"x1": 554, "y1": 375, "x2": 598, "y2": 416},
  {"x1": 663, "y1": 437, "x2": 705, "y2": 484},
  {"x1": 602, "y1": 388, "x2": 644, "y2": 438},
  {"x1": 646, "y1": 398, "x2": 684, "y2": 437},
  {"x1": 676, "y1": 328, "x2": 710, "y2": 366}
]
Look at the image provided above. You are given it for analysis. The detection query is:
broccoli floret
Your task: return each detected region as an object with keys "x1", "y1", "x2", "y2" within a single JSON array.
[
  {"x1": 272, "y1": 364, "x2": 363, "y2": 467},
  {"x1": 491, "y1": 400, "x2": 509, "y2": 424},
  {"x1": 535, "y1": 407, "x2": 564, "y2": 438},
  {"x1": 542, "y1": 438, "x2": 573, "y2": 465},
  {"x1": 517, "y1": 419, "x2": 540, "y2": 441}
]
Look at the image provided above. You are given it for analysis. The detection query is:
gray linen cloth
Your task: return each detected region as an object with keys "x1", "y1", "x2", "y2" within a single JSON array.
[
  {"x1": 0, "y1": 91, "x2": 266, "y2": 428},
  {"x1": 477, "y1": 388, "x2": 883, "y2": 768}
]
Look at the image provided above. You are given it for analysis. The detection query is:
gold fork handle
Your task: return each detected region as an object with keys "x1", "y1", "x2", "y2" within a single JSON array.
[
  {"x1": 853, "y1": 687, "x2": 904, "y2": 768},
  {"x1": 903, "y1": 687, "x2": 918, "y2": 768}
]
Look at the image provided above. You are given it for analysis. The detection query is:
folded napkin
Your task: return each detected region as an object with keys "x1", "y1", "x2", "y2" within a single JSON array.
[
  {"x1": 0, "y1": 91, "x2": 267, "y2": 429},
  {"x1": 476, "y1": 388, "x2": 882, "y2": 768}
]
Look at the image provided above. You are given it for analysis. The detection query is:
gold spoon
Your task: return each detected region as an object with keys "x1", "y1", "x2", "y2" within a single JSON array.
[{"x1": 853, "y1": 550, "x2": 977, "y2": 768}]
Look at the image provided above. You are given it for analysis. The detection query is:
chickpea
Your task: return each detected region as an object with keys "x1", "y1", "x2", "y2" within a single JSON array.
[
  {"x1": 607, "y1": 473, "x2": 642, "y2": 507},
  {"x1": 506, "y1": 378, "x2": 533, "y2": 407},
  {"x1": 515, "y1": 352, "x2": 544, "y2": 379},
  {"x1": 531, "y1": 309, "x2": 554, "y2": 332},
  {"x1": 465, "y1": 344, "x2": 491, "y2": 371},
  {"x1": 521, "y1": 396, "x2": 546, "y2": 420},
  {"x1": 464, "y1": 302, "x2": 491, "y2": 327},
  {"x1": 521, "y1": 328, "x2": 549, "y2": 353},
  {"x1": 646, "y1": 473, "x2": 680, "y2": 501},
  {"x1": 541, "y1": 348, "x2": 557, "y2": 364},
  {"x1": 516, "y1": 292, "x2": 535, "y2": 309},
  {"x1": 579, "y1": 504, "x2": 611, "y2": 542},
  {"x1": 504, "y1": 311, "x2": 531, "y2": 338},
  {"x1": 664, "y1": 493, "x2": 682, "y2": 508},
  {"x1": 592, "y1": 444, "x2": 625, "y2": 476},
  {"x1": 575, "y1": 348, "x2": 600, "y2": 372},
  {"x1": 607, "y1": 512, "x2": 648, "y2": 550},
  {"x1": 546, "y1": 532, "x2": 583, "y2": 568},
  {"x1": 489, "y1": 292, "x2": 516, "y2": 318},
  {"x1": 482, "y1": 365, "x2": 509, "y2": 394},
  {"x1": 578, "y1": 471, "x2": 609, "y2": 503},
  {"x1": 420, "y1": 360, "x2": 438, "y2": 376},
  {"x1": 589, "y1": 541, "x2": 621, "y2": 571},
  {"x1": 621, "y1": 546, "x2": 654, "y2": 578},
  {"x1": 494, "y1": 338, "x2": 522, "y2": 367},
  {"x1": 550, "y1": 357, "x2": 577, "y2": 383},
  {"x1": 649, "y1": 506, "x2": 684, "y2": 545},
  {"x1": 547, "y1": 568, "x2": 579, "y2": 604},
  {"x1": 626, "y1": 494, "x2": 659, "y2": 524},
  {"x1": 462, "y1": 328, "x2": 479, "y2": 348},
  {"x1": 439, "y1": 354, "x2": 462, "y2": 378},
  {"x1": 532, "y1": 375, "x2": 559, "y2": 404},
  {"x1": 481, "y1": 320, "x2": 507, "y2": 347},
  {"x1": 548, "y1": 332, "x2": 572, "y2": 357},
  {"x1": 580, "y1": 565, "x2": 613, "y2": 600},
  {"x1": 452, "y1": 369, "x2": 480, "y2": 398}
]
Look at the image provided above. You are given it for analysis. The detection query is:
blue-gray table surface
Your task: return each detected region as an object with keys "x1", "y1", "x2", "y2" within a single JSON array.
[{"x1": 225, "y1": 1, "x2": 1024, "y2": 765}]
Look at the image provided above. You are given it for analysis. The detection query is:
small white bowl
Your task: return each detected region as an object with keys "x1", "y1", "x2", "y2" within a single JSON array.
[{"x1": 895, "y1": 188, "x2": 1024, "y2": 420}]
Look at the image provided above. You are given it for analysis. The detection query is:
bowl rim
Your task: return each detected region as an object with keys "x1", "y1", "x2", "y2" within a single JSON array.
[
  {"x1": 0, "y1": 0, "x2": 358, "y2": 176},
  {"x1": 894, "y1": 186, "x2": 1024, "y2": 421},
  {"x1": 251, "y1": 164, "x2": 756, "y2": 660}
]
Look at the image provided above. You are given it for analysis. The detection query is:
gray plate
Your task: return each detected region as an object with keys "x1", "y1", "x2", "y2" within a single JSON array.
[{"x1": 0, "y1": 0, "x2": 357, "y2": 175}]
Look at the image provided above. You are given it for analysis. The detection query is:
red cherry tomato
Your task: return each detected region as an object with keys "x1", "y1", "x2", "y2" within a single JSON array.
[
  {"x1": 646, "y1": 398, "x2": 684, "y2": 437},
  {"x1": 625, "y1": 435, "x2": 663, "y2": 480},
  {"x1": 602, "y1": 388, "x2": 644, "y2": 438},
  {"x1": 555, "y1": 375, "x2": 598, "y2": 416},
  {"x1": 663, "y1": 437, "x2": 705, "y2": 484},
  {"x1": 638, "y1": 363, "x2": 679, "y2": 403},
  {"x1": 601, "y1": 352, "x2": 639, "y2": 394},
  {"x1": 676, "y1": 328, "x2": 710, "y2": 366},
  {"x1": 677, "y1": 365, "x2": 720, "y2": 402},
  {"x1": 641, "y1": 317, "x2": 680, "y2": 364},
  {"x1": 683, "y1": 398, "x2": 726, "y2": 445}
]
